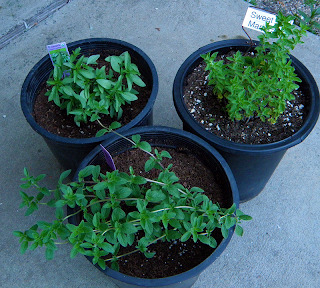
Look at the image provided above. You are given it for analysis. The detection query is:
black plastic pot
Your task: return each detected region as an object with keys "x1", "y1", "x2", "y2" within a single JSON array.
[
  {"x1": 21, "y1": 38, "x2": 158, "y2": 175},
  {"x1": 69, "y1": 126, "x2": 239, "y2": 288},
  {"x1": 173, "y1": 39, "x2": 320, "y2": 202}
]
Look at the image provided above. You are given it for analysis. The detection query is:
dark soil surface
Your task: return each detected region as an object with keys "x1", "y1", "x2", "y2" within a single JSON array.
[
  {"x1": 33, "y1": 50, "x2": 151, "y2": 138},
  {"x1": 102, "y1": 146, "x2": 231, "y2": 279},
  {"x1": 183, "y1": 52, "x2": 307, "y2": 144}
]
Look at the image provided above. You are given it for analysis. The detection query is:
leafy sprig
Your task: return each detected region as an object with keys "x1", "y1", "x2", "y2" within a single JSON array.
[
  {"x1": 297, "y1": 0, "x2": 320, "y2": 34},
  {"x1": 202, "y1": 12, "x2": 307, "y2": 124},
  {"x1": 14, "y1": 136, "x2": 251, "y2": 271},
  {"x1": 46, "y1": 48, "x2": 146, "y2": 127}
]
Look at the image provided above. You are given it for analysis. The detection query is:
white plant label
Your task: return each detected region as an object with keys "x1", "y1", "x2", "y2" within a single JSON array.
[
  {"x1": 47, "y1": 42, "x2": 70, "y2": 66},
  {"x1": 242, "y1": 7, "x2": 276, "y2": 32}
]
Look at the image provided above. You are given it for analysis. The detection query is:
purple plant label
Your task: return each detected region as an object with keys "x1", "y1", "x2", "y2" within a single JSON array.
[
  {"x1": 47, "y1": 42, "x2": 70, "y2": 66},
  {"x1": 100, "y1": 145, "x2": 116, "y2": 171},
  {"x1": 47, "y1": 42, "x2": 71, "y2": 77}
]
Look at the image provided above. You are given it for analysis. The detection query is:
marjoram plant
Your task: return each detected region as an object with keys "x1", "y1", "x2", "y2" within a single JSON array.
[
  {"x1": 46, "y1": 48, "x2": 145, "y2": 128},
  {"x1": 201, "y1": 12, "x2": 308, "y2": 124},
  {"x1": 14, "y1": 132, "x2": 251, "y2": 272}
]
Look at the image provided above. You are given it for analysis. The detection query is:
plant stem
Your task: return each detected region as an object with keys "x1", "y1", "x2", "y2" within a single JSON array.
[
  {"x1": 96, "y1": 119, "x2": 164, "y2": 169},
  {"x1": 103, "y1": 233, "x2": 167, "y2": 262},
  {"x1": 144, "y1": 178, "x2": 187, "y2": 195}
]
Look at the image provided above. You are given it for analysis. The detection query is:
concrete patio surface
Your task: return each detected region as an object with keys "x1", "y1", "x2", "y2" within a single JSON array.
[{"x1": 1, "y1": 0, "x2": 319, "y2": 287}]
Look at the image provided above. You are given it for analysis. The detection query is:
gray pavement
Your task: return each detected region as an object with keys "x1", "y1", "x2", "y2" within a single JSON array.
[{"x1": 1, "y1": 0, "x2": 320, "y2": 287}]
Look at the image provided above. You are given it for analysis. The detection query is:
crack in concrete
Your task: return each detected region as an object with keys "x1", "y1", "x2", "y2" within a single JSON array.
[{"x1": 0, "y1": 0, "x2": 70, "y2": 50}]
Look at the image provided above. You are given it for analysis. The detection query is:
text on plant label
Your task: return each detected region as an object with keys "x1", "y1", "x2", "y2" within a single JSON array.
[{"x1": 242, "y1": 7, "x2": 276, "y2": 32}]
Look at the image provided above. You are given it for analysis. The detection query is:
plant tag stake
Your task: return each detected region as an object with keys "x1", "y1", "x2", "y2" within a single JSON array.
[
  {"x1": 47, "y1": 42, "x2": 71, "y2": 78},
  {"x1": 47, "y1": 42, "x2": 70, "y2": 66},
  {"x1": 242, "y1": 7, "x2": 276, "y2": 32},
  {"x1": 100, "y1": 145, "x2": 116, "y2": 171}
]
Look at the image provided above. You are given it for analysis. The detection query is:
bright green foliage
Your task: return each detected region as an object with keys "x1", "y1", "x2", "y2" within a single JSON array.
[
  {"x1": 46, "y1": 48, "x2": 146, "y2": 127},
  {"x1": 202, "y1": 12, "x2": 308, "y2": 124},
  {"x1": 297, "y1": 0, "x2": 320, "y2": 34},
  {"x1": 243, "y1": 0, "x2": 320, "y2": 35},
  {"x1": 243, "y1": 0, "x2": 257, "y2": 5},
  {"x1": 14, "y1": 137, "x2": 251, "y2": 271}
]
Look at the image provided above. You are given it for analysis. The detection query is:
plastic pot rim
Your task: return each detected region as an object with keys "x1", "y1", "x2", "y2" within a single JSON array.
[
  {"x1": 173, "y1": 39, "x2": 320, "y2": 155},
  {"x1": 21, "y1": 38, "x2": 158, "y2": 144},
  {"x1": 72, "y1": 125, "x2": 239, "y2": 287}
]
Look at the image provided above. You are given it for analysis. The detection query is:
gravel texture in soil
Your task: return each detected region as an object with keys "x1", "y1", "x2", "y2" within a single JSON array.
[
  {"x1": 252, "y1": 0, "x2": 320, "y2": 35},
  {"x1": 183, "y1": 50, "x2": 307, "y2": 144}
]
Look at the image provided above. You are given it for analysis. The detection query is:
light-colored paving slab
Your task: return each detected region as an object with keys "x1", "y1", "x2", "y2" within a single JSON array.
[
  {"x1": 0, "y1": 0, "x2": 68, "y2": 48},
  {"x1": 1, "y1": 0, "x2": 319, "y2": 287}
]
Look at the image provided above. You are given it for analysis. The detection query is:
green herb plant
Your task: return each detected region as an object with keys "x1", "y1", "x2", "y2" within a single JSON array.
[
  {"x1": 242, "y1": 0, "x2": 320, "y2": 35},
  {"x1": 297, "y1": 0, "x2": 320, "y2": 34},
  {"x1": 201, "y1": 12, "x2": 308, "y2": 124},
  {"x1": 46, "y1": 48, "x2": 145, "y2": 128},
  {"x1": 14, "y1": 129, "x2": 251, "y2": 271}
]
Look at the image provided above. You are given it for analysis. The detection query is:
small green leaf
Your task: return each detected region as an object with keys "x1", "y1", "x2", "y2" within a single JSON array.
[
  {"x1": 168, "y1": 219, "x2": 181, "y2": 229},
  {"x1": 235, "y1": 225, "x2": 244, "y2": 237},
  {"x1": 190, "y1": 187, "x2": 204, "y2": 193},
  {"x1": 225, "y1": 216, "x2": 237, "y2": 230},
  {"x1": 144, "y1": 251, "x2": 156, "y2": 258},
  {"x1": 93, "y1": 181, "x2": 109, "y2": 191},
  {"x1": 146, "y1": 190, "x2": 166, "y2": 202},
  {"x1": 57, "y1": 226, "x2": 70, "y2": 240},
  {"x1": 96, "y1": 129, "x2": 108, "y2": 137},
  {"x1": 98, "y1": 258, "x2": 106, "y2": 270},
  {"x1": 239, "y1": 215, "x2": 253, "y2": 221},
  {"x1": 121, "y1": 92, "x2": 138, "y2": 101},
  {"x1": 112, "y1": 208, "x2": 126, "y2": 222},
  {"x1": 55, "y1": 207, "x2": 64, "y2": 219},
  {"x1": 221, "y1": 225, "x2": 229, "y2": 239},
  {"x1": 145, "y1": 158, "x2": 155, "y2": 172},
  {"x1": 138, "y1": 141, "x2": 152, "y2": 152},
  {"x1": 181, "y1": 231, "x2": 191, "y2": 242},
  {"x1": 29, "y1": 242, "x2": 39, "y2": 251},
  {"x1": 25, "y1": 202, "x2": 38, "y2": 216},
  {"x1": 97, "y1": 79, "x2": 112, "y2": 89},
  {"x1": 100, "y1": 242, "x2": 114, "y2": 254},
  {"x1": 110, "y1": 56, "x2": 121, "y2": 73},
  {"x1": 54, "y1": 200, "x2": 66, "y2": 208},
  {"x1": 227, "y1": 203, "x2": 237, "y2": 214},
  {"x1": 62, "y1": 86, "x2": 75, "y2": 96},
  {"x1": 20, "y1": 241, "x2": 28, "y2": 254},
  {"x1": 160, "y1": 151, "x2": 171, "y2": 159},
  {"x1": 198, "y1": 235, "x2": 210, "y2": 245},
  {"x1": 117, "y1": 187, "x2": 132, "y2": 199},
  {"x1": 166, "y1": 230, "x2": 181, "y2": 240},
  {"x1": 13, "y1": 231, "x2": 24, "y2": 238},
  {"x1": 130, "y1": 74, "x2": 146, "y2": 87},
  {"x1": 86, "y1": 54, "x2": 100, "y2": 65},
  {"x1": 37, "y1": 221, "x2": 51, "y2": 229},
  {"x1": 141, "y1": 218, "x2": 153, "y2": 235},
  {"x1": 111, "y1": 260, "x2": 119, "y2": 271},
  {"x1": 122, "y1": 222, "x2": 138, "y2": 235},
  {"x1": 131, "y1": 134, "x2": 141, "y2": 144},
  {"x1": 45, "y1": 248, "x2": 55, "y2": 260},
  {"x1": 70, "y1": 246, "x2": 79, "y2": 259},
  {"x1": 108, "y1": 121, "x2": 121, "y2": 130},
  {"x1": 78, "y1": 165, "x2": 95, "y2": 179},
  {"x1": 209, "y1": 236, "x2": 217, "y2": 248}
]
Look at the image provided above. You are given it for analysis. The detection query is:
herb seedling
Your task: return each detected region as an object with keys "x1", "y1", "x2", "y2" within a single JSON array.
[
  {"x1": 297, "y1": 0, "x2": 320, "y2": 34},
  {"x1": 46, "y1": 48, "x2": 146, "y2": 128},
  {"x1": 14, "y1": 128, "x2": 251, "y2": 271},
  {"x1": 202, "y1": 12, "x2": 308, "y2": 124}
]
